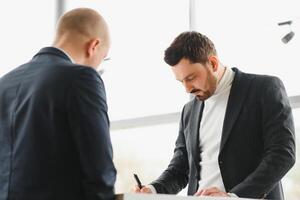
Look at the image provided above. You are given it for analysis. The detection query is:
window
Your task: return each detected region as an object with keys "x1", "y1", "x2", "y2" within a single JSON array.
[
  {"x1": 66, "y1": 0, "x2": 189, "y2": 121},
  {"x1": 195, "y1": 0, "x2": 300, "y2": 96},
  {"x1": 0, "y1": 0, "x2": 55, "y2": 76},
  {"x1": 195, "y1": 0, "x2": 300, "y2": 197},
  {"x1": 65, "y1": 0, "x2": 190, "y2": 193},
  {"x1": 111, "y1": 123, "x2": 180, "y2": 193}
]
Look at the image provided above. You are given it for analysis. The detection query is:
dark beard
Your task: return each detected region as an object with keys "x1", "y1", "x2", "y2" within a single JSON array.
[{"x1": 196, "y1": 71, "x2": 217, "y2": 101}]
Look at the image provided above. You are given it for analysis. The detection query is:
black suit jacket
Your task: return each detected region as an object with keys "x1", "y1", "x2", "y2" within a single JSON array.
[
  {"x1": 151, "y1": 68, "x2": 295, "y2": 200},
  {"x1": 0, "y1": 47, "x2": 116, "y2": 200}
]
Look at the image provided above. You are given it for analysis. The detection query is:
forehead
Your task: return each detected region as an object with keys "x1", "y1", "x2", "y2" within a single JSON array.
[{"x1": 171, "y1": 58, "x2": 206, "y2": 80}]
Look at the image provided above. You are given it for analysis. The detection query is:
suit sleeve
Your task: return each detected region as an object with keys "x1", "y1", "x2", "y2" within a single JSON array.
[
  {"x1": 230, "y1": 77, "x2": 295, "y2": 198},
  {"x1": 150, "y1": 105, "x2": 189, "y2": 194},
  {"x1": 67, "y1": 68, "x2": 116, "y2": 200}
]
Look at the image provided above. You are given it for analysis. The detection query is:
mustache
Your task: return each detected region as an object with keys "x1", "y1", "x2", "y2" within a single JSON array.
[{"x1": 190, "y1": 89, "x2": 200, "y2": 94}]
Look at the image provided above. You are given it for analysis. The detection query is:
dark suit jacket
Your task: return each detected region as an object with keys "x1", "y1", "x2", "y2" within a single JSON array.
[
  {"x1": 151, "y1": 68, "x2": 295, "y2": 200},
  {"x1": 0, "y1": 47, "x2": 116, "y2": 200}
]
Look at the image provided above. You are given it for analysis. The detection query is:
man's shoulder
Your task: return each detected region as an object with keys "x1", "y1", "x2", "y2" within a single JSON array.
[
  {"x1": 33, "y1": 59, "x2": 102, "y2": 84},
  {"x1": 234, "y1": 68, "x2": 282, "y2": 88},
  {"x1": 59, "y1": 62, "x2": 100, "y2": 78},
  {"x1": 243, "y1": 71, "x2": 278, "y2": 80},
  {"x1": 0, "y1": 60, "x2": 101, "y2": 92},
  {"x1": 67, "y1": 63, "x2": 103, "y2": 85}
]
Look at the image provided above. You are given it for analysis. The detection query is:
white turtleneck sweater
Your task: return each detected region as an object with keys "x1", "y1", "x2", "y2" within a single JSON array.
[{"x1": 198, "y1": 67, "x2": 235, "y2": 191}]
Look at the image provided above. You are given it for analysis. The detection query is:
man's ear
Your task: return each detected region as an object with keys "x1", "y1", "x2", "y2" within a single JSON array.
[
  {"x1": 209, "y1": 56, "x2": 219, "y2": 72},
  {"x1": 87, "y1": 38, "x2": 100, "y2": 58}
]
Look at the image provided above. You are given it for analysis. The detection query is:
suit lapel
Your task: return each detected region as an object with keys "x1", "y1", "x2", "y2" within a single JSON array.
[
  {"x1": 220, "y1": 68, "x2": 252, "y2": 152},
  {"x1": 189, "y1": 99, "x2": 204, "y2": 164}
]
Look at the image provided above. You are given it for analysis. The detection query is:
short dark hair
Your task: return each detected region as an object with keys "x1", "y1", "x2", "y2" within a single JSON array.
[{"x1": 164, "y1": 31, "x2": 217, "y2": 66}]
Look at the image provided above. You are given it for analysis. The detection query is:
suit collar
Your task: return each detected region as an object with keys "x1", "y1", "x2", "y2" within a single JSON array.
[
  {"x1": 219, "y1": 67, "x2": 253, "y2": 152},
  {"x1": 33, "y1": 47, "x2": 73, "y2": 63}
]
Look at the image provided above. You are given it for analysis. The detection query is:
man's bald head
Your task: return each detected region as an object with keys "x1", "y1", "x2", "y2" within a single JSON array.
[
  {"x1": 54, "y1": 8, "x2": 109, "y2": 47},
  {"x1": 53, "y1": 8, "x2": 110, "y2": 69}
]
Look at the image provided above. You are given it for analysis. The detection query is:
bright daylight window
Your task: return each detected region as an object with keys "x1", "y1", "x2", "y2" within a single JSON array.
[
  {"x1": 65, "y1": 0, "x2": 189, "y2": 194},
  {"x1": 66, "y1": 0, "x2": 190, "y2": 121},
  {"x1": 0, "y1": 0, "x2": 55, "y2": 76},
  {"x1": 195, "y1": 0, "x2": 300, "y2": 198}
]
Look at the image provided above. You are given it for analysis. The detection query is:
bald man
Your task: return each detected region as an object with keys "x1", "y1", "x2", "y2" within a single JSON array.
[{"x1": 0, "y1": 8, "x2": 116, "y2": 200}]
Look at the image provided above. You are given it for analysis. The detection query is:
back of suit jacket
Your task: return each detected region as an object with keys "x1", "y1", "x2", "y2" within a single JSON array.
[{"x1": 0, "y1": 47, "x2": 116, "y2": 200}]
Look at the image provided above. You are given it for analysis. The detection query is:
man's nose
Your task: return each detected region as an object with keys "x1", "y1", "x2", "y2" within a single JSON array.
[{"x1": 183, "y1": 82, "x2": 193, "y2": 93}]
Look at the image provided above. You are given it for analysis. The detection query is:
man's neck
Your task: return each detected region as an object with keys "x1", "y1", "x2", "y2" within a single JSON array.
[
  {"x1": 217, "y1": 65, "x2": 226, "y2": 84},
  {"x1": 53, "y1": 43, "x2": 83, "y2": 65}
]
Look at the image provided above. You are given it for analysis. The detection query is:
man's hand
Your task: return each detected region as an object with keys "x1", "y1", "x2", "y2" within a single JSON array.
[
  {"x1": 131, "y1": 185, "x2": 153, "y2": 194},
  {"x1": 194, "y1": 187, "x2": 230, "y2": 197}
]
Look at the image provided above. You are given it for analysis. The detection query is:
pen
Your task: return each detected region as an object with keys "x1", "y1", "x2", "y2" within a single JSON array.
[{"x1": 133, "y1": 173, "x2": 143, "y2": 189}]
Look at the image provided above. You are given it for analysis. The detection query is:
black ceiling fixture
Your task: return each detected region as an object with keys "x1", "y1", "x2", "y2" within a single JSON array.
[{"x1": 278, "y1": 20, "x2": 295, "y2": 44}]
